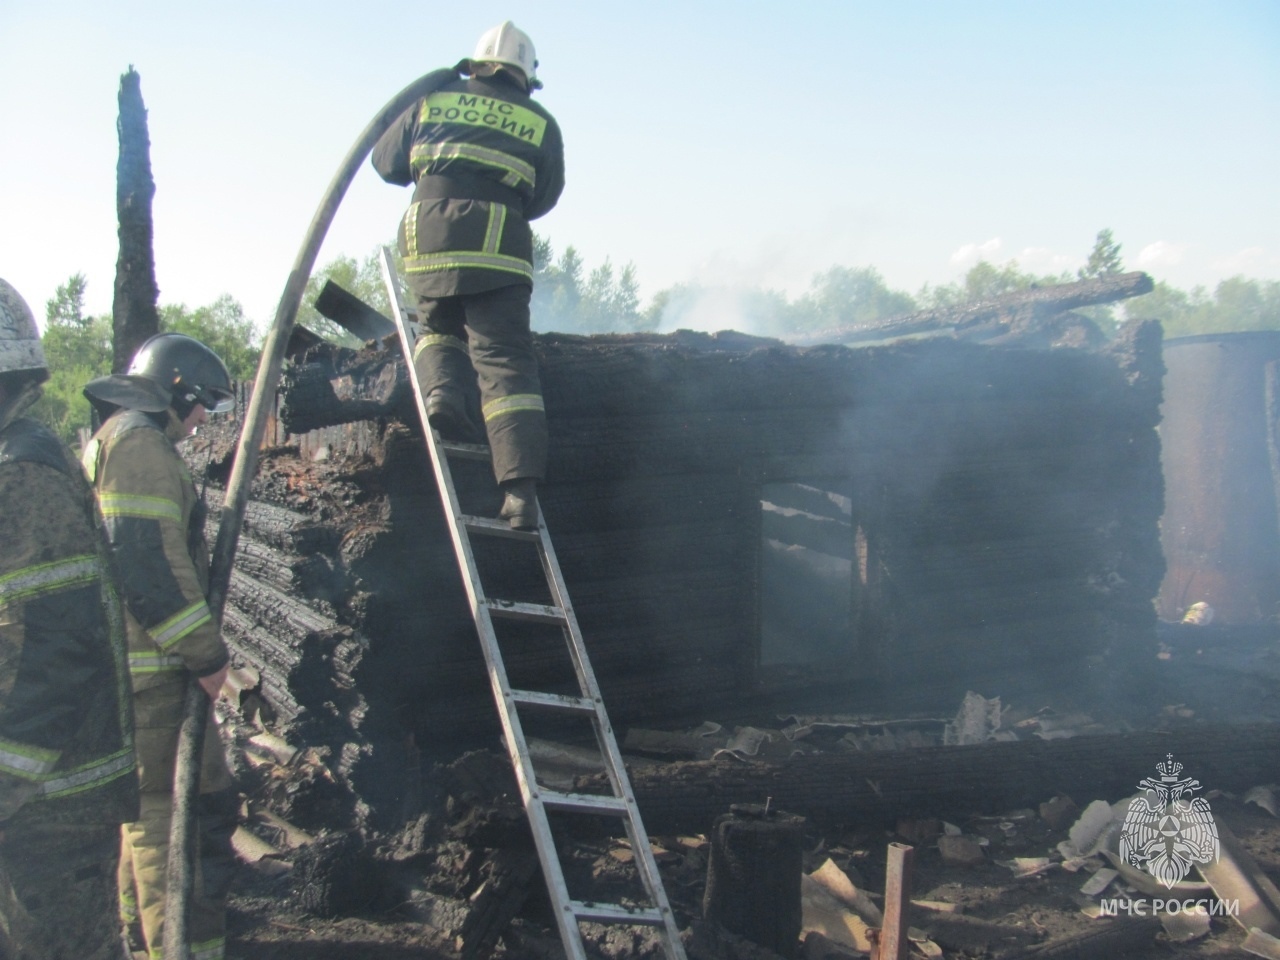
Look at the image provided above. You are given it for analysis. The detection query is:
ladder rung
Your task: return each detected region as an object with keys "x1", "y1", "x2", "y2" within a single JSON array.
[
  {"x1": 483, "y1": 599, "x2": 566, "y2": 624},
  {"x1": 539, "y1": 789, "x2": 629, "y2": 816},
  {"x1": 462, "y1": 515, "x2": 541, "y2": 541},
  {"x1": 509, "y1": 689, "x2": 598, "y2": 714},
  {"x1": 438, "y1": 440, "x2": 492, "y2": 460},
  {"x1": 570, "y1": 901, "x2": 666, "y2": 925}
]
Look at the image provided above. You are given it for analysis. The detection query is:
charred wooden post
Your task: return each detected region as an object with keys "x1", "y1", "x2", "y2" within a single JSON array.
[
  {"x1": 702, "y1": 804, "x2": 804, "y2": 957},
  {"x1": 789, "y1": 271, "x2": 1154, "y2": 347},
  {"x1": 112, "y1": 67, "x2": 160, "y2": 372}
]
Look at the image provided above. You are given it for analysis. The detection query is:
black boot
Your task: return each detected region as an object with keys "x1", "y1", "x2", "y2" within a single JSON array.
[
  {"x1": 498, "y1": 478, "x2": 539, "y2": 530},
  {"x1": 425, "y1": 389, "x2": 481, "y2": 443}
]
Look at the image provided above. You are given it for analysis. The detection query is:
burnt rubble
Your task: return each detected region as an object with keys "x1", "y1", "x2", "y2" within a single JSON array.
[
  {"x1": 182, "y1": 300, "x2": 1280, "y2": 956},
  {"x1": 188, "y1": 313, "x2": 1170, "y2": 833}
]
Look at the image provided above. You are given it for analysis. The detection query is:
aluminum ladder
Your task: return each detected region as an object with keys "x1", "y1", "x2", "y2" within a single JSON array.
[{"x1": 379, "y1": 249, "x2": 688, "y2": 960}]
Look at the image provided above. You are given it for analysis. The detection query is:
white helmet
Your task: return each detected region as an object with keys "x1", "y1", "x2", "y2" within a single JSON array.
[
  {"x1": 0, "y1": 278, "x2": 46, "y2": 379},
  {"x1": 472, "y1": 21, "x2": 539, "y2": 88}
]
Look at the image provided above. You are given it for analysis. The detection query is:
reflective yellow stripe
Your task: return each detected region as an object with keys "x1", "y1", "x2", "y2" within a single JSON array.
[
  {"x1": 128, "y1": 651, "x2": 186, "y2": 674},
  {"x1": 0, "y1": 555, "x2": 99, "y2": 607},
  {"x1": 413, "y1": 334, "x2": 468, "y2": 363},
  {"x1": 403, "y1": 251, "x2": 533, "y2": 280},
  {"x1": 484, "y1": 203, "x2": 507, "y2": 255},
  {"x1": 404, "y1": 201, "x2": 421, "y2": 258},
  {"x1": 80, "y1": 437, "x2": 101, "y2": 482},
  {"x1": 148, "y1": 600, "x2": 212, "y2": 650},
  {"x1": 410, "y1": 142, "x2": 535, "y2": 189},
  {"x1": 0, "y1": 738, "x2": 60, "y2": 780},
  {"x1": 99, "y1": 492, "x2": 182, "y2": 522},
  {"x1": 420, "y1": 92, "x2": 548, "y2": 147},
  {"x1": 38, "y1": 748, "x2": 135, "y2": 799},
  {"x1": 483, "y1": 393, "x2": 545, "y2": 422}
]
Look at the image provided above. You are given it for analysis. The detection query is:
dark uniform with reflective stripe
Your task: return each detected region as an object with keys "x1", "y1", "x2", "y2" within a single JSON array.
[
  {"x1": 84, "y1": 409, "x2": 234, "y2": 960},
  {"x1": 0, "y1": 415, "x2": 139, "y2": 960},
  {"x1": 373, "y1": 67, "x2": 565, "y2": 483}
]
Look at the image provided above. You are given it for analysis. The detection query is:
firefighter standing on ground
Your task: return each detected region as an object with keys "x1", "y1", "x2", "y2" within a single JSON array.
[
  {"x1": 83, "y1": 333, "x2": 238, "y2": 960},
  {"x1": 0, "y1": 278, "x2": 139, "y2": 959},
  {"x1": 373, "y1": 20, "x2": 565, "y2": 529}
]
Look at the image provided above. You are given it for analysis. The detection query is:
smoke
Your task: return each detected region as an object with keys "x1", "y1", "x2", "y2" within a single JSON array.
[{"x1": 655, "y1": 286, "x2": 787, "y2": 338}]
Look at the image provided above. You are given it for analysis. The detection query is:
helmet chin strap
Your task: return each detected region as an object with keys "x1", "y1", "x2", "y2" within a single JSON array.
[{"x1": 0, "y1": 379, "x2": 42, "y2": 434}]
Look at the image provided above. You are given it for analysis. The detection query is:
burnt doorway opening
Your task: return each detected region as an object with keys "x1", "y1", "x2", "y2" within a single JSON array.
[{"x1": 759, "y1": 480, "x2": 868, "y2": 676}]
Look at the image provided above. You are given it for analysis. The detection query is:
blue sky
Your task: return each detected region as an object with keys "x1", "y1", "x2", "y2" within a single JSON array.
[{"x1": 1, "y1": 1, "x2": 1277, "y2": 330}]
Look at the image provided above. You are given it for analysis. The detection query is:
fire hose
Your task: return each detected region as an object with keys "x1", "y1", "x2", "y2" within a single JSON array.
[{"x1": 162, "y1": 70, "x2": 449, "y2": 960}]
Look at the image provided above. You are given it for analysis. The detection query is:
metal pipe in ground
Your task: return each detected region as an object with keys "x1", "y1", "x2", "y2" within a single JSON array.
[{"x1": 876, "y1": 842, "x2": 914, "y2": 960}]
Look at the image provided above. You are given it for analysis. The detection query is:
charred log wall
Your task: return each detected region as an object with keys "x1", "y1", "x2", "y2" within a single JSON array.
[{"x1": 201, "y1": 323, "x2": 1164, "y2": 829}]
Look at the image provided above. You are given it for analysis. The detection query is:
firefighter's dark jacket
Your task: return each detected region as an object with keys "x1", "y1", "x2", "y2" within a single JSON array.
[
  {"x1": 0, "y1": 416, "x2": 138, "y2": 825},
  {"x1": 372, "y1": 67, "x2": 566, "y2": 297},
  {"x1": 83, "y1": 409, "x2": 229, "y2": 694}
]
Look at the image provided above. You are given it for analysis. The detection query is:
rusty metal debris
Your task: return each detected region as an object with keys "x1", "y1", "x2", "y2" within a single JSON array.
[{"x1": 876, "y1": 843, "x2": 914, "y2": 960}]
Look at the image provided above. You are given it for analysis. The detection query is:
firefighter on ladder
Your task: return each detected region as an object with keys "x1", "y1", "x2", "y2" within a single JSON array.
[
  {"x1": 373, "y1": 20, "x2": 565, "y2": 529},
  {"x1": 82, "y1": 334, "x2": 238, "y2": 960},
  {"x1": 0, "y1": 278, "x2": 139, "y2": 959}
]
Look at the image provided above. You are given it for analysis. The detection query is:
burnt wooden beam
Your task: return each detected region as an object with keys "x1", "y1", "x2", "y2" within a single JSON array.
[
  {"x1": 586, "y1": 723, "x2": 1280, "y2": 835},
  {"x1": 790, "y1": 271, "x2": 1154, "y2": 346},
  {"x1": 313, "y1": 280, "x2": 397, "y2": 342}
]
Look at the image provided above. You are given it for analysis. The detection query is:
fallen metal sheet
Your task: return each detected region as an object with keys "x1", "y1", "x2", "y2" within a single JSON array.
[
  {"x1": 1059, "y1": 798, "x2": 1120, "y2": 859},
  {"x1": 246, "y1": 730, "x2": 298, "y2": 767},
  {"x1": 527, "y1": 736, "x2": 607, "y2": 790},
  {"x1": 800, "y1": 873, "x2": 874, "y2": 953},
  {"x1": 712, "y1": 725, "x2": 771, "y2": 760},
  {"x1": 809, "y1": 858, "x2": 883, "y2": 925},
  {"x1": 230, "y1": 826, "x2": 292, "y2": 878},
  {"x1": 1078, "y1": 867, "x2": 1118, "y2": 897},
  {"x1": 1197, "y1": 818, "x2": 1280, "y2": 937},
  {"x1": 1160, "y1": 908, "x2": 1211, "y2": 943},
  {"x1": 1099, "y1": 849, "x2": 1213, "y2": 896},
  {"x1": 997, "y1": 857, "x2": 1054, "y2": 879},
  {"x1": 943, "y1": 691, "x2": 1002, "y2": 746}
]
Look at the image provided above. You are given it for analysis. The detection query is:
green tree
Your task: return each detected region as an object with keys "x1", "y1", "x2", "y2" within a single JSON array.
[
  {"x1": 29, "y1": 274, "x2": 113, "y2": 445},
  {"x1": 297, "y1": 249, "x2": 397, "y2": 345},
  {"x1": 159, "y1": 295, "x2": 262, "y2": 380},
  {"x1": 532, "y1": 241, "x2": 584, "y2": 330},
  {"x1": 531, "y1": 237, "x2": 646, "y2": 333},
  {"x1": 918, "y1": 260, "x2": 1070, "y2": 310},
  {"x1": 1125, "y1": 277, "x2": 1280, "y2": 337},
  {"x1": 791, "y1": 266, "x2": 916, "y2": 333},
  {"x1": 1079, "y1": 228, "x2": 1124, "y2": 280}
]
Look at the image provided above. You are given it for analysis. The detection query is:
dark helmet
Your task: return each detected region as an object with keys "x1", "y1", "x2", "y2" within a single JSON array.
[
  {"x1": 130, "y1": 333, "x2": 234, "y2": 414},
  {"x1": 85, "y1": 333, "x2": 234, "y2": 416}
]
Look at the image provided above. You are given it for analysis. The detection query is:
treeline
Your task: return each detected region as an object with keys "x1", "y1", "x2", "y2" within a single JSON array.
[
  {"x1": 31, "y1": 230, "x2": 1280, "y2": 443},
  {"x1": 32, "y1": 274, "x2": 260, "y2": 443}
]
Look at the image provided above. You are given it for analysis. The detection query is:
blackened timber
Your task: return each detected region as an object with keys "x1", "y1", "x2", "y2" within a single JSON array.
[
  {"x1": 111, "y1": 67, "x2": 161, "y2": 371},
  {"x1": 788, "y1": 271, "x2": 1155, "y2": 347},
  {"x1": 587, "y1": 723, "x2": 1280, "y2": 836},
  {"x1": 279, "y1": 333, "x2": 1140, "y2": 434}
]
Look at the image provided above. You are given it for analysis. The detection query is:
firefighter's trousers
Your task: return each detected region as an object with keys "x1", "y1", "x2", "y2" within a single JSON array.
[
  {"x1": 118, "y1": 683, "x2": 236, "y2": 960},
  {"x1": 0, "y1": 818, "x2": 120, "y2": 960},
  {"x1": 412, "y1": 283, "x2": 548, "y2": 484}
]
